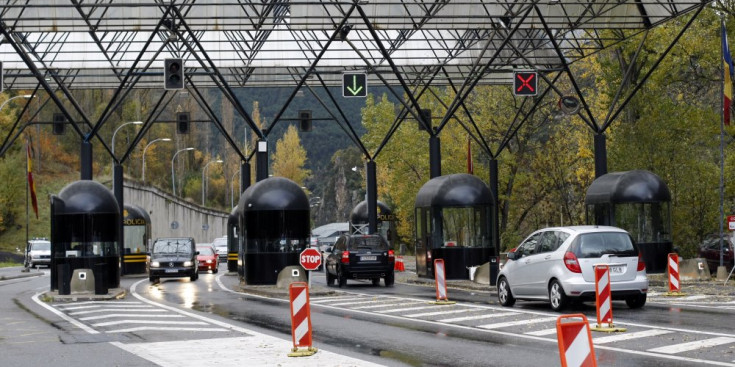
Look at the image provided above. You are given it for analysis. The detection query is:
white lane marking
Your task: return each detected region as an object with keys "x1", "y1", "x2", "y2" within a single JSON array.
[
  {"x1": 93, "y1": 320, "x2": 210, "y2": 327},
  {"x1": 31, "y1": 293, "x2": 99, "y2": 334},
  {"x1": 407, "y1": 309, "x2": 472, "y2": 318},
  {"x1": 69, "y1": 308, "x2": 167, "y2": 315},
  {"x1": 525, "y1": 328, "x2": 559, "y2": 336},
  {"x1": 80, "y1": 314, "x2": 185, "y2": 321},
  {"x1": 377, "y1": 305, "x2": 438, "y2": 314},
  {"x1": 594, "y1": 329, "x2": 673, "y2": 345},
  {"x1": 55, "y1": 301, "x2": 142, "y2": 307},
  {"x1": 107, "y1": 327, "x2": 228, "y2": 333},
  {"x1": 680, "y1": 295, "x2": 708, "y2": 301},
  {"x1": 111, "y1": 336, "x2": 385, "y2": 366},
  {"x1": 647, "y1": 337, "x2": 735, "y2": 354},
  {"x1": 214, "y1": 280, "x2": 735, "y2": 367},
  {"x1": 59, "y1": 304, "x2": 153, "y2": 311},
  {"x1": 478, "y1": 317, "x2": 558, "y2": 330},
  {"x1": 439, "y1": 312, "x2": 518, "y2": 323},
  {"x1": 352, "y1": 302, "x2": 419, "y2": 310},
  {"x1": 310, "y1": 296, "x2": 362, "y2": 303},
  {"x1": 329, "y1": 299, "x2": 385, "y2": 307}
]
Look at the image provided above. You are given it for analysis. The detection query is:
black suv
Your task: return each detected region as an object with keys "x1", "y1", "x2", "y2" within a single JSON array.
[
  {"x1": 148, "y1": 237, "x2": 199, "y2": 282},
  {"x1": 325, "y1": 234, "x2": 394, "y2": 287}
]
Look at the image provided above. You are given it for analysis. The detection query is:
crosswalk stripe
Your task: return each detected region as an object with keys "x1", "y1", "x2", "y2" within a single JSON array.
[
  {"x1": 376, "y1": 305, "x2": 438, "y2": 314},
  {"x1": 525, "y1": 328, "x2": 560, "y2": 336},
  {"x1": 329, "y1": 299, "x2": 384, "y2": 307},
  {"x1": 93, "y1": 320, "x2": 209, "y2": 327},
  {"x1": 311, "y1": 296, "x2": 361, "y2": 303},
  {"x1": 352, "y1": 302, "x2": 418, "y2": 310},
  {"x1": 80, "y1": 314, "x2": 185, "y2": 321},
  {"x1": 106, "y1": 327, "x2": 228, "y2": 333},
  {"x1": 70, "y1": 309, "x2": 167, "y2": 315},
  {"x1": 478, "y1": 317, "x2": 557, "y2": 330},
  {"x1": 647, "y1": 337, "x2": 735, "y2": 354},
  {"x1": 439, "y1": 312, "x2": 518, "y2": 323},
  {"x1": 60, "y1": 305, "x2": 153, "y2": 311},
  {"x1": 407, "y1": 309, "x2": 470, "y2": 318},
  {"x1": 594, "y1": 329, "x2": 672, "y2": 345},
  {"x1": 55, "y1": 301, "x2": 143, "y2": 308}
]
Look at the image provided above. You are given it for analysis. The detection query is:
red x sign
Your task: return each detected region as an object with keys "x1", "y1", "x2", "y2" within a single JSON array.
[{"x1": 513, "y1": 71, "x2": 537, "y2": 96}]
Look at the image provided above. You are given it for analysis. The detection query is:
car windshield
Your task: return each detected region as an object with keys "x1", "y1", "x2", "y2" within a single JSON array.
[
  {"x1": 348, "y1": 236, "x2": 387, "y2": 251},
  {"x1": 32, "y1": 242, "x2": 50, "y2": 251},
  {"x1": 575, "y1": 232, "x2": 637, "y2": 258},
  {"x1": 153, "y1": 240, "x2": 192, "y2": 255},
  {"x1": 197, "y1": 247, "x2": 214, "y2": 255}
]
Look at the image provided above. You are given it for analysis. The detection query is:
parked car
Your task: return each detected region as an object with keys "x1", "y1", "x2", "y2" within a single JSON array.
[
  {"x1": 212, "y1": 236, "x2": 228, "y2": 261},
  {"x1": 24, "y1": 238, "x2": 51, "y2": 268},
  {"x1": 497, "y1": 226, "x2": 648, "y2": 311},
  {"x1": 325, "y1": 234, "x2": 395, "y2": 287},
  {"x1": 196, "y1": 245, "x2": 219, "y2": 273},
  {"x1": 148, "y1": 237, "x2": 199, "y2": 282},
  {"x1": 698, "y1": 234, "x2": 735, "y2": 273}
]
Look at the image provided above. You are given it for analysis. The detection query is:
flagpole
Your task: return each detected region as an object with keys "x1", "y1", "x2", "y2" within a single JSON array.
[
  {"x1": 720, "y1": 18, "x2": 726, "y2": 271},
  {"x1": 25, "y1": 139, "x2": 29, "y2": 260}
]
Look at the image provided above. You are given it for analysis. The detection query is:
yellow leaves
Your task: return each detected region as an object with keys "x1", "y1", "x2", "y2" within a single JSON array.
[{"x1": 271, "y1": 125, "x2": 311, "y2": 186}]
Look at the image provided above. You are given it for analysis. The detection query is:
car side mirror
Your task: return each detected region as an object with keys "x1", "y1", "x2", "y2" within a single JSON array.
[
  {"x1": 195, "y1": 251, "x2": 200, "y2": 255},
  {"x1": 507, "y1": 251, "x2": 519, "y2": 260}
]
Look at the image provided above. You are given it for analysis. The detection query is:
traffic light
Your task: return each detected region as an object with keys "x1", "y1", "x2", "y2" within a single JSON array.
[
  {"x1": 418, "y1": 108, "x2": 431, "y2": 131},
  {"x1": 513, "y1": 70, "x2": 538, "y2": 96},
  {"x1": 299, "y1": 110, "x2": 312, "y2": 132},
  {"x1": 177, "y1": 112, "x2": 190, "y2": 134},
  {"x1": 52, "y1": 113, "x2": 65, "y2": 135},
  {"x1": 164, "y1": 58, "x2": 184, "y2": 90}
]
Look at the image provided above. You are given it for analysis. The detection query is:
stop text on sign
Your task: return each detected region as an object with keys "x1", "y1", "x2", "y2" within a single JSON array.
[{"x1": 299, "y1": 248, "x2": 322, "y2": 271}]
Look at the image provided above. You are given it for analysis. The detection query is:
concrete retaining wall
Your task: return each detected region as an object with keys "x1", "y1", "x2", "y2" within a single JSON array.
[{"x1": 123, "y1": 181, "x2": 228, "y2": 244}]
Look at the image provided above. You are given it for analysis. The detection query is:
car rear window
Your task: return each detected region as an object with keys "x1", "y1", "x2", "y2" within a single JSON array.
[
  {"x1": 571, "y1": 232, "x2": 638, "y2": 258},
  {"x1": 347, "y1": 236, "x2": 388, "y2": 251},
  {"x1": 197, "y1": 247, "x2": 214, "y2": 255}
]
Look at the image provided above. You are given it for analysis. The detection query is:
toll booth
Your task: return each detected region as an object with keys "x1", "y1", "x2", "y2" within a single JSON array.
[
  {"x1": 122, "y1": 204, "x2": 151, "y2": 275},
  {"x1": 349, "y1": 200, "x2": 398, "y2": 248},
  {"x1": 414, "y1": 174, "x2": 495, "y2": 279},
  {"x1": 237, "y1": 177, "x2": 309, "y2": 285},
  {"x1": 585, "y1": 170, "x2": 672, "y2": 273},
  {"x1": 50, "y1": 180, "x2": 120, "y2": 294},
  {"x1": 227, "y1": 206, "x2": 238, "y2": 272}
]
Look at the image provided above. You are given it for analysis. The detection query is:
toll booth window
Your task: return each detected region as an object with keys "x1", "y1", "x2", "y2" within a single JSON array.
[
  {"x1": 244, "y1": 210, "x2": 309, "y2": 253},
  {"x1": 440, "y1": 207, "x2": 490, "y2": 248},
  {"x1": 124, "y1": 225, "x2": 147, "y2": 254},
  {"x1": 615, "y1": 202, "x2": 671, "y2": 243}
]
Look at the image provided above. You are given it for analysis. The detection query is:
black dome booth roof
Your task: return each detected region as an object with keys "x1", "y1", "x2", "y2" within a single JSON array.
[
  {"x1": 415, "y1": 174, "x2": 493, "y2": 208},
  {"x1": 124, "y1": 204, "x2": 150, "y2": 222},
  {"x1": 585, "y1": 170, "x2": 671, "y2": 205},
  {"x1": 350, "y1": 200, "x2": 392, "y2": 224},
  {"x1": 57, "y1": 180, "x2": 120, "y2": 214},
  {"x1": 239, "y1": 177, "x2": 309, "y2": 212}
]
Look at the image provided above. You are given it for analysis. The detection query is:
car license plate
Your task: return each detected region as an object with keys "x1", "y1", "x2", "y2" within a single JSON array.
[
  {"x1": 165, "y1": 269, "x2": 178, "y2": 273},
  {"x1": 610, "y1": 265, "x2": 625, "y2": 274},
  {"x1": 361, "y1": 256, "x2": 377, "y2": 261}
]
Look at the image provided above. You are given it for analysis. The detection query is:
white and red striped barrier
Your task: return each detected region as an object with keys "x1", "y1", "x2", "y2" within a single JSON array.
[
  {"x1": 668, "y1": 253, "x2": 680, "y2": 293},
  {"x1": 430, "y1": 259, "x2": 454, "y2": 304},
  {"x1": 288, "y1": 282, "x2": 317, "y2": 357},
  {"x1": 556, "y1": 314, "x2": 597, "y2": 367},
  {"x1": 594, "y1": 265, "x2": 612, "y2": 327}
]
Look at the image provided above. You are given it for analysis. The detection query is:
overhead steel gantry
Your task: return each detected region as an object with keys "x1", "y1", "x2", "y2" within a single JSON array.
[{"x1": 0, "y1": 0, "x2": 711, "y2": 250}]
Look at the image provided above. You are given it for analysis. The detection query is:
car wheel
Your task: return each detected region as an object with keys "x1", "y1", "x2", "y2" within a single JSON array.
[
  {"x1": 384, "y1": 271, "x2": 395, "y2": 287},
  {"x1": 338, "y1": 266, "x2": 347, "y2": 288},
  {"x1": 549, "y1": 280, "x2": 568, "y2": 312},
  {"x1": 213, "y1": 267, "x2": 219, "y2": 274},
  {"x1": 326, "y1": 269, "x2": 335, "y2": 286},
  {"x1": 372, "y1": 278, "x2": 380, "y2": 286},
  {"x1": 191, "y1": 272, "x2": 198, "y2": 281},
  {"x1": 497, "y1": 277, "x2": 516, "y2": 307},
  {"x1": 149, "y1": 276, "x2": 158, "y2": 283},
  {"x1": 625, "y1": 294, "x2": 647, "y2": 309}
]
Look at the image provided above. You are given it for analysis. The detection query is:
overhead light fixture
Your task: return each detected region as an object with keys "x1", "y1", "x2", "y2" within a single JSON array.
[
  {"x1": 257, "y1": 140, "x2": 267, "y2": 153},
  {"x1": 338, "y1": 24, "x2": 352, "y2": 41}
]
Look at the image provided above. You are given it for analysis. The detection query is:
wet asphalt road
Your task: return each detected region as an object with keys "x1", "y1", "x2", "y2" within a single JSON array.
[{"x1": 3, "y1": 264, "x2": 735, "y2": 366}]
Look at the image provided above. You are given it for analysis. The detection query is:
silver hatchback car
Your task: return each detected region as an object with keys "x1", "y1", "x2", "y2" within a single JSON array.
[{"x1": 497, "y1": 226, "x2": 648, "y2": 311}]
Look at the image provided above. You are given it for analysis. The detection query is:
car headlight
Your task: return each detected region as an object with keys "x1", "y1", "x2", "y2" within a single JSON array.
[
  {"x1": 183, "y1": 261, "x2": 193, "y2": 267},
  {"x1": 150, "y1": 261, "x2": 160, "y2": 268},
  {"x1": 206, "y1": 260, "x2": 213, "y2": 264}
]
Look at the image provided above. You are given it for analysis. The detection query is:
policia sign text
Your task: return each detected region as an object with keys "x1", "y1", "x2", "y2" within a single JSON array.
[{"x1": 342, "y1": 73, "x2": 367, "y2": 97}]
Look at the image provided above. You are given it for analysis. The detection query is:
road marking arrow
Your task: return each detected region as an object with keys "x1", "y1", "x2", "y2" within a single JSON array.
[{"x1": 346, "y1": 75, "x2": 363, "y2": 95}]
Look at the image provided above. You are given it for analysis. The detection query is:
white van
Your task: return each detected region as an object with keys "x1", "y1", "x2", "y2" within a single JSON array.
[{"x1": 25, "y1": 239, "x2": 51, "y2": 268}]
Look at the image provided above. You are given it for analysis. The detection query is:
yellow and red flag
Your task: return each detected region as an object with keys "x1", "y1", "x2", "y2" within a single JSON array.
[
  {"x1": 467, "y1": 136, "x2": 473, "y2": 174},
  {"x1": 26, "y1": 139, "x2": 38, "y2": 219},
  {"x1": 723, "y1": 22, "x2": 733, "y2": 126}
]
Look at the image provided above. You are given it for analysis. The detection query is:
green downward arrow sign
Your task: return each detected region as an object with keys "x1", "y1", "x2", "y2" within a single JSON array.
[{"x1": 346, "y1": 75, "x2": 363, "y2": 96}]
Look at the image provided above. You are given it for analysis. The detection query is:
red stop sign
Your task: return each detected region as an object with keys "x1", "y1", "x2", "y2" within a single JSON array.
[{"x1": 300, "y1": 248, "x2": 322, "y2": 271}]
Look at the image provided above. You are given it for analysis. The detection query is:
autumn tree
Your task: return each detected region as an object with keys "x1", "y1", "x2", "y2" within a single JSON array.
[{"x1": 271, "y1": 125, "x2": 311, "y2": 185}]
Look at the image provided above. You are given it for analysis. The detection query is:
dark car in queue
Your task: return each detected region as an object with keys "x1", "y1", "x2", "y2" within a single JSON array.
[
  {"x1": 149, "y1": 237, "x2": 199, "y2": 282},
  {"x1": 196, "y1": 245, "x2": 219, "y2": 273},
  {"x1": 325, "y1": 234, "x2": 394, "y2": 287},
  {"x1": 698, "y1": 234, "x2": 735, "y2": 273}
]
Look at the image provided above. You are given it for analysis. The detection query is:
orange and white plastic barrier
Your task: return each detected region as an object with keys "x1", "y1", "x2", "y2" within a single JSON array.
[
  {"x1": 668, "y1": 253, "x2": 680, "y2": 293},
  {"x1": 428, "y1": 259, "x2": 455, "y2": 304},
  {"x1": 595, "y1": 265, "x2": 612, "y2": 327},
  {"x1": 556, "y1": 314, "x2": 597, "y2": 367},
  {"x1": 288, "y1": 282, "x2": 317, "y2": 357},
  {"x1": 394, "y1": 255, "x2": 405, "y2": 272}
]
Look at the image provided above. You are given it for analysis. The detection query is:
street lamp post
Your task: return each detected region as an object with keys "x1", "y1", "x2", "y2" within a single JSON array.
[
  {"x1": 141, "y1": 138, "x2": 171, "y2": 183},
  {"x1": 202, "y1": 160, "x2": 223, "y2": 205},
  {"x1": 111, "y1": 121, "x2": 143, "y2": 159},
  {"x1": 171, "y1": 147, "x2": 194, "y2": 196},
  {"x1": 0, "y1": 94, "x2": 33, "y2": 113},
  {"x1": 230, "y1": 170, "x2": 239, "y2": 209}
]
